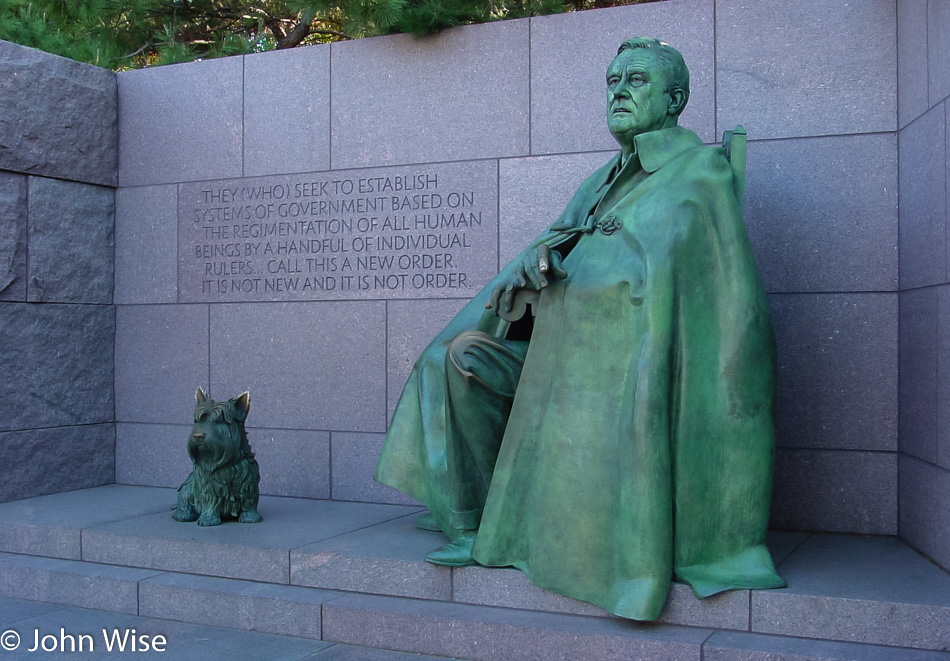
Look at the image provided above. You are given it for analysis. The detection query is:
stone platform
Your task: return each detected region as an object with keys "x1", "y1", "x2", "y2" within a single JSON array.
[{"x1": 0, "y1": 485, "x2": 947, "y2": 660}]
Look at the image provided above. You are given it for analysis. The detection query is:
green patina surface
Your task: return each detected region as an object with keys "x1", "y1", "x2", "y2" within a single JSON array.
[{"x1": 376, "y1": 38, "x2": 784, "y2": 621}]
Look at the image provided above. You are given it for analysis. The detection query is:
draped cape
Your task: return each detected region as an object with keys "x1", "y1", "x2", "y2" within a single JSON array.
[{"x1": 375, "y1": 126, "x2": 785, "y2": 620}]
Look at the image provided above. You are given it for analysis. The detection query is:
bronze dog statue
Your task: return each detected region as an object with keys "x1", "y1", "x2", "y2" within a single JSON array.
[{"x1": 172, "y1": 388, "x2": 262, "y2": 526}]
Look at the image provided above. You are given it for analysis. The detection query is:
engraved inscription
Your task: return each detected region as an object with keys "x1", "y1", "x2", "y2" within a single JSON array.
[{"x1": 178, "y1": 162, "x2": 498, "y2": 302}]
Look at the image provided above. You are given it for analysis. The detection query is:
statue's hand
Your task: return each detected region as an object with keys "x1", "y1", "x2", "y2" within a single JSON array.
[{"x1": 488, "y1": 244, "x2": 567, "y2": 316}]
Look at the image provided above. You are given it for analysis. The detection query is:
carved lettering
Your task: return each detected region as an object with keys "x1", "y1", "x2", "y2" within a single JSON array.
[{"x1": 179, "y1": 163, "x2": 497, "y2": 302}]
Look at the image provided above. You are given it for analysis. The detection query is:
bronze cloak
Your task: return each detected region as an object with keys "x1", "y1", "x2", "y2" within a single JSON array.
[{"x1": 375, "y1": 126, "x2": 785, "y2": 620}]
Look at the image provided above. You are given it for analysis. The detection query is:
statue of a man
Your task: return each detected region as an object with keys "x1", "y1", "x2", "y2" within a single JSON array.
[{"x1": 375, "y1": 37, "x2": 785, "y2": 621}]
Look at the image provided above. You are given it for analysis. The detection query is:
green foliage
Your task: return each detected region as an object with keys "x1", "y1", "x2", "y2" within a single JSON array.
[
  {"x1": 0, "y1": 0, "x2": 663, "y2": 70},
  {"x1": 0, "y1": 1, "x2": 126, "y2": 67},
  {"x1": 389, "y1": 0, "x2": 565, "y2": 36}
]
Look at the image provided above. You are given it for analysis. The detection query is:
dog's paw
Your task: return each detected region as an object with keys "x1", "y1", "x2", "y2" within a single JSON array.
[
  {"x1": 239, "y1": 509, "x2": 263, "y2": 523},
  {"x1": 172, "y1": 508, "x2": 198, "y2": 522},
  {"x1": 197, "y1": 512, "x2": 222, "y2": 527}
]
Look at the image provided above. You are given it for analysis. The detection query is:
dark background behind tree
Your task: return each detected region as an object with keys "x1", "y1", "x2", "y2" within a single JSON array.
[{"x1": 0, "y1": 0, "x2": 661, "y2": 70}]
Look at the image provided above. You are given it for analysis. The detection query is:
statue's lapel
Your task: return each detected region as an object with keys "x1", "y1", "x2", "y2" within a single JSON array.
[
  {"x1": 593, "y1": 126, "x2": 706, "y2": 221},
  {"x1": 591, "y1": 158, "x2": 648, "y2": 221}
]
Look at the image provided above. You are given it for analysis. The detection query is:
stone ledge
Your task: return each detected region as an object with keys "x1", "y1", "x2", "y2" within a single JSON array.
[
  {"x1": 705, "y1": 630, "x2": 950, "y2": 661},
  {"x1": 0, "y1": 594, "x2": 335, "y2": 660},
  {"x1": 0, "y1": 552, "x2": 160, "y2": 614},
  {"x1": 0, "y1": 485, "x2": 172, "y2": 559},
  {"x1": 751, "y1": 535, "x2": 950, "y2": 650},
  {"x1": 139, "y1": 573, "x2": 337, "y2": 639},
  {"x1": 322, "y1": 593, "x2": 711, "y2": 661},
  {"x1": 1, "y1": 558, "x2": 947, "y2": 661},
  {"x1": 292, "y1": 515, "x2": 451, "y2": 600},
  {"x1": 453, "y1": 565, "x2": 751, "y2": 630},
  {"x1": 81, "y1": 495, "x2": 419, "y2": 583},
  {"x1": 0, "y1": 486, "x2": 948, "y2": 654}
]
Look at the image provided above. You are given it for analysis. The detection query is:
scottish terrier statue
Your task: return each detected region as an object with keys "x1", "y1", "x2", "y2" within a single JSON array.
[{"x1": 172, "y1": 388, "x2": 262, "y2": 526}]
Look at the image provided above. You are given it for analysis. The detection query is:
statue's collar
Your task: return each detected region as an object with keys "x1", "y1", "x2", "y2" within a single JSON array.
[{"x1": 631, "y1": 126, "x2": 705, "y2": 173}]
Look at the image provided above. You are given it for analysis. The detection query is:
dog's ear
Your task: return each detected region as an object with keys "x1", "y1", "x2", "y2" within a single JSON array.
[
  {"x1": 196, "y1": 387, "x2": 209, "y2": 405},
  {"x1": 233, "y1": 391, "x2": 250, "y2": 421}
]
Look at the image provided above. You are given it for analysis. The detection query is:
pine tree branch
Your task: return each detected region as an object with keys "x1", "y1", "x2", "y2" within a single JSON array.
[
  {"x1": 275, "y1": 7, "x2": 320, "y2": 48},
  {"x1": 120, "y1": 40, "x2": 157, "y2": 60},
  {"x1": 308, "y1": 28, "x2": 348, "y2": 38},
  {"x1": 266, "y1": 18, "x2": 287, "y2": 40}
]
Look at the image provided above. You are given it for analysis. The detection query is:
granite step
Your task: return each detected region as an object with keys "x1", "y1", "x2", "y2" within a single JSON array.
[
  {"x1": 0, "y1": 484, "x2": 173, "y2": 560},
  {"x1": 750, "y1": 534, "x2": 950, "y2": 650},
  {"x1": 79, "y1": 493, "x2": 422, "y2": 584},
  {"x1": 0, "y1": 552, "x2": 160, "y2": 615},
  {"x1": 2, "y1": 587, "x2": 945, "y2": 661},
  {"x1": 703, "y1": 631, "x2": 950, "y2": 661},
  {"x1": 287, "y1": 512, "x2": 800, "y2": 630},
  {"x1": 0, "y1": 552, "x2": 338, "y2": 639},
  {"x1": 0, "y1": 485, "x2": 949, "y2": 658},
  {"x1": 322, "y1": 593, "x2": 712, "y2": 661},
  {"x1": 0, "y1": 595, "x2": 457, "y2": 660},
  {"x1": 321, "y1": 594, "x2": 950, "y2": 661}
]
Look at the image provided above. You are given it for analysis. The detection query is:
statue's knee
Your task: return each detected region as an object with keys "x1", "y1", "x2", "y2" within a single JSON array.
[{"x1": 447, "y1": 331, "x2": 491, "y2": 376}]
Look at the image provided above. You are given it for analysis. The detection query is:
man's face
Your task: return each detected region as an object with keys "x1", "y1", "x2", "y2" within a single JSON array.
[{"x1": 606, "y1": 48, "x2": 673, "y2": 149}]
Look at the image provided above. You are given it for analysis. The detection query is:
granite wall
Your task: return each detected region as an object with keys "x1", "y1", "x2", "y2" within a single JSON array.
[
  {"x1": 110, "y1": 0, "x2": 904, "y2": 537},
  {"x1": 1, "y1": 0, "x2": 943, "y2": 573},
  {"x1": 897, "y1": 0, "x2": 950, "y2": 571},
  {"x1": 0, "y1": 42, "x2": 117, "y2": 501}
]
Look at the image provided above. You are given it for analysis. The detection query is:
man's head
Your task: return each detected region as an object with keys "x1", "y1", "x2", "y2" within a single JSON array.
[{"x1": 606, "y1": 38, "x2": 690, "y2": 154}]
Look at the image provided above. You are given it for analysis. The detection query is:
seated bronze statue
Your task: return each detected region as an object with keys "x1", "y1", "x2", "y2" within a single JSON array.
[{"x1": 375, "y1": 37, "x2": 785, "y2": 621}]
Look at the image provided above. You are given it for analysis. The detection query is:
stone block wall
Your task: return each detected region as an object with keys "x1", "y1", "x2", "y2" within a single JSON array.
[
  {"x1": 897, "y1": 0, "x2": 950, "y2": 571},
  {"x1": 111, "y1": 0, "x2": 904, "y2": 536},
  {"x1": 0, "y1": 42, "x2": 117, "y2": 502}
]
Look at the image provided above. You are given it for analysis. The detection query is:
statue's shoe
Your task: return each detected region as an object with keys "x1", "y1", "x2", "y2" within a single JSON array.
[
  {"x1": 425, "y1": 532, "x2": 478, "y2": 567},
  {"x1": 414, "y1": 512, "x2": 441, "y2": 532}
]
